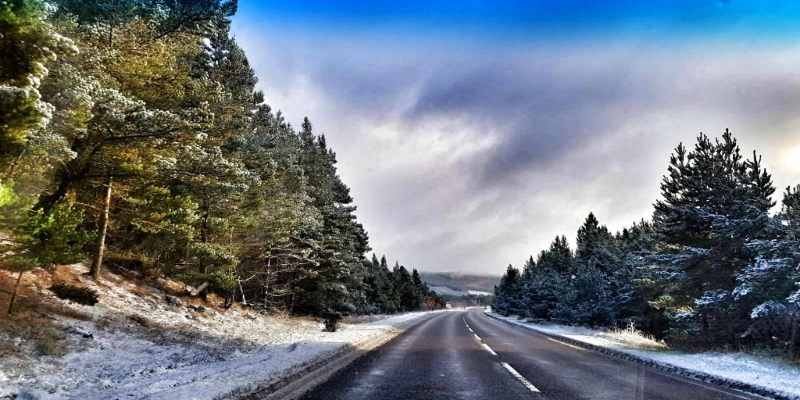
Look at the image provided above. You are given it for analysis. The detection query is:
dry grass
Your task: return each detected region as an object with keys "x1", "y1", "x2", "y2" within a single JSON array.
[
  {"x1": 0, "y1": 314, "x2": 68, "y2": 357},
  {"x1": 605, "y1": 322, "x2": 668, "y2": 351},
  {"x1": 34, "y1": 327, "x2": 68, "y2": 356},
  {"x1": 130, "y1": 285, "x2": 150, "y2": 297},
  {"x1": 1, "y1": 261, "x2": 326, "y2": 362},
  {"x1": 342, "y1": 314, "x2": 392, "y2": 325}
]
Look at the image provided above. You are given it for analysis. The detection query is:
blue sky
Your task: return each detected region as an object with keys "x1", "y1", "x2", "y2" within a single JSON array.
[
  {"x1": 235, "y1": 1, "x2": 800, "y2": 41},
  {"x1": 232, "y1": 1, "x2": 800, "y2": 274}
]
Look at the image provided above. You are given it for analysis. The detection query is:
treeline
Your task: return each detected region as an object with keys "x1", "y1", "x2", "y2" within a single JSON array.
[
  {"x1": 494, "y1": 131, "x2": 800, "y2": 355},
  {"x1": 0, "y1": 0, "x2": 438, "y2": 328}
]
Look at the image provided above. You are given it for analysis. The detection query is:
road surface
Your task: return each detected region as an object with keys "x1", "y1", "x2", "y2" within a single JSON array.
[{"x1": 300, "y1": 309, "x2": 760, "y2": 400}]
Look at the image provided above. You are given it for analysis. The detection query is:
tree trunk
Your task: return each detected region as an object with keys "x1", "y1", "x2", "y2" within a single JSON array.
[
  {"x1": 289, "y1": 271, "x2": 297, "y2": 313},
  {"x1": 238, "y1": 277, "x2": 247, "y2": 306},
  {"x1": 33, "y1": 139, "x2": 101, "y2": 213},
  {"x1": 264, "y1": 256, "x2": 271, "y2": 309},
  {"x1": 790, "y1": 316, "x2": 798, "y2": 360},
  {"x1": 89, "y1": 177, "x2": 113, "y2": 279},
  {"x1": 7, "y1": 270, "x2": 24, "y2": 315},
  {"x1": 198, "y1": 197, "x2": 209, "y2": 274},
  {"x1": 3, "y1": 148, "x2": 26, "y2": 180}
]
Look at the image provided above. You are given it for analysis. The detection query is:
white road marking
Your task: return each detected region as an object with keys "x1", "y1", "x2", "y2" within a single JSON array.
[
  {"x1": 468, "y1": 328, "x2": 474, "y2": 333},
  {"x1": 501, "y1": 362, "x2": 541, "y2": 393},
  {"x1": 481, "y1": 343, "x2": 497, "y2": 356},
  {"x1": 546, "y1": 337, "x2": 586, "y2": 352},
  {"x1": 473, "y1": 333, "x2": 482, "y2": 341}
]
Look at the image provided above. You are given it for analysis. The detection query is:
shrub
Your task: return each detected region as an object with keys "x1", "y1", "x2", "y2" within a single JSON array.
[
  {"x1": 50, "y1": 285, "x2": 99, "y2": 306},
  {"x1": 175, "y1": 270, "x2": 238, "y2": 291},
  {"x1": 21, "y1": 202, "x2": 95, "y2": 267}
]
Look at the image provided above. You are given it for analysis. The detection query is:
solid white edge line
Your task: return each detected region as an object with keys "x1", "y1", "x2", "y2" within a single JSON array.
[
  {"x1": 501, "y1": 362, "x2": 541, "y2": 393},
  {"x1": 546, "y1": 337, "x2": 586, "y2": 352},
  {"x1": 473, "y1": 333, "x2": 481, "y2": 341},
  {"x1": 481, "y1": 343, "x2": 497, "y2": 356}
]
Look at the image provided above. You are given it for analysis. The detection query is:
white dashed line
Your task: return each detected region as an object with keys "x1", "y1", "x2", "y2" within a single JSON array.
[
  {"x1": 501, "y1": 362, "x2": 541, "y2": 393},
  {"x1": 465, "y1": 313, "x2": 540, "y2": 394},
  {"x1": 481, "y1": 343, "x2": 498, "y2": 356}
]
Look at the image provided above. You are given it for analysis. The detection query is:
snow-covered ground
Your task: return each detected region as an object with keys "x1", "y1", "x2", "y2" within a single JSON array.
[
  {"x1": 488, "y1": 311, "x2": 800, "y2": 398},
  {"x1": 429, "y1": 285, "x2": 469, "y2": 297},
  {"x1": 429, "y1": 286, "x2": 493, "y2": 297},
  {"x1": 0, "y1": 264, "x2": 434, "y2": 400}
]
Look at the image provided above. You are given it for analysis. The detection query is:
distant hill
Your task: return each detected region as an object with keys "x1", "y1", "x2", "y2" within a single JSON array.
[
  {"x1": 419, "y1": 272, "x2": 501, "y2": 295},
  {"x1": 428, "y1": 285, "x2": 470, "y2": 297}
]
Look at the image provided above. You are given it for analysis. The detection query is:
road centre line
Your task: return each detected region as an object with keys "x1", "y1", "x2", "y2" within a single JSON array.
[
  {"x1": 481, "y1": 343, "x2": 498, "y2": 356},
  {"x1": 501, "y1": 362, "x2": 541, "y2": 393}
]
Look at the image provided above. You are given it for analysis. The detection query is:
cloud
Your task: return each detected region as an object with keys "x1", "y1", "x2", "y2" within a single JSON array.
[{"x1": 232, "y1": 21, "x2": 800, "y2": 274}]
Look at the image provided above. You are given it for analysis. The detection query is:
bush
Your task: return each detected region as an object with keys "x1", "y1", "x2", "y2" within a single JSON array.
[
  {"x1": 175, "y1": 270, "x2": 238, "y2": 290},
  {"x1": 50, "y1": 285, "x2": 99, "y2": 306},
  {"x1": 21, "y1": 202, "x2": 95, "y2": 267}
]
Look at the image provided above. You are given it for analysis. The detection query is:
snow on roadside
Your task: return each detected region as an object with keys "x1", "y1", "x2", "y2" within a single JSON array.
[
  {"x1": 0, "y1": 264, "x2": 435, "y2": 400},
  {"x1": 488, "y1": 312, "x2": 800, "y2": 398}
]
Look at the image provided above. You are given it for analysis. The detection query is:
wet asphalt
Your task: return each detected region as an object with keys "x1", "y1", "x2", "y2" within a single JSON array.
[{"x1": 300, "y1": 309, "x2": 760, "y2": 400}]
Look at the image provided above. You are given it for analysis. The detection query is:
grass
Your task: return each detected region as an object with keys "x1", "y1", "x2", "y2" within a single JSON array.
[
  {"x1": 342, "y1": 314, "x2": 393, "y2": 325},
  {"x1": 0, "y1": 315, "x2": 68, "y2": 357},
  {"x1": 518, "y1": 316, "x2": 669, "y2": 351},
  {"x1": 605, "y1": 322, "x2": 669, "y2": 351},
  {"x1": 34, "y1": 327, "x2": 68, "y2": 356}
]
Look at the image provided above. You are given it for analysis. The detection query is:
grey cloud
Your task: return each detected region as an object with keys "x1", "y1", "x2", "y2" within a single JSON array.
[
  {"x1": 233, "y1": 25, "x2": 800, "y2": 273},
  {"x1": 406, "y1": 68, "x2": 625, "y2": 186}
]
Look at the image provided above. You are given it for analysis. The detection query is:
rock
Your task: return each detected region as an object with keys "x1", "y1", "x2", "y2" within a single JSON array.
[
  {"x1": 164, "y1": 295, "x2": 182, "y2": 306},
  {"x1": 129, "y1": 314, "x2": 148, "y2": 327},
  {"x1": 67, "y1": 327, "x2": 94, "y2": 339}
]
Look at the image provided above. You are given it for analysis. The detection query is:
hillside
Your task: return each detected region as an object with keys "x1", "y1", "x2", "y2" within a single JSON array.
[
  {"x1": 419, "y1": 272, "x2": 500, "y2": 294},
  {"x1": 0, "y1": 263, "x2": 432, "y2": 399}
]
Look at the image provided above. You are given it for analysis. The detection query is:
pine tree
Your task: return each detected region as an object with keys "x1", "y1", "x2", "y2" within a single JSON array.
[
  {"x1": 1, "y1": 0, "x2": 75, "y2": 170},
  {"x1": 781, "y1": 185, "x2": 800, "y2": 237},
  {"x1": 292, "y1": 118, "x2": 371, "y2": 329},
  {"x1": 731, "y1": 184, "x2": 800, "y2": 353},
  {"x1": 411, "y1": 268, "x2": 429, "y2": 307},
  {"x1": 653, "y1": 130, "x2": 776, "y2": 344},
  {"x1": 493, "y1": 264, "x2": 521, "y2": 316},
  {"x1": 576, "y1": 212, "x2": 618, "y2": 273}
]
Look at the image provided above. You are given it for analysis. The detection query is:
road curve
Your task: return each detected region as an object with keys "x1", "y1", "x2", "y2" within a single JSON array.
[{"x1": 300, "y1": 309, "x2": 760, "y2": 400}]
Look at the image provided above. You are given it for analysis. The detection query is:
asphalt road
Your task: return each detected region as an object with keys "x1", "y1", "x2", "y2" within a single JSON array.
[{"x1": 300, "y1": 309, "x2": 761, "y2": 400}]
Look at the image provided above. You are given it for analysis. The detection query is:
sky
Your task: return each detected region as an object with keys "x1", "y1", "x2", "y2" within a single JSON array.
[{"x1": 231, "y1": 0, "x2": 800, "y2": 274}]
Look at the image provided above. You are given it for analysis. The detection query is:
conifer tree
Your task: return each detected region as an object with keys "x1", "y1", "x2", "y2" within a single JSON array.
[
  {"x1": 494, "y1": 264, "x2": 521, "y2": 315},
  {"x1": 653, "y1": 130, "x2": 776, "y2": 344}
]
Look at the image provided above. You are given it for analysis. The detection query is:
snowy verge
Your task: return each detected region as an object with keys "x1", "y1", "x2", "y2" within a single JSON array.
[
  {"x1": 0, "y1": 264, "x2": 437, "y2": 400},
  {"x1": 486, "y1": 312, "x2": 800, "y2": 400},
  {"x1": 224, "y1": 311, "x2": 438, "y2": 400}
]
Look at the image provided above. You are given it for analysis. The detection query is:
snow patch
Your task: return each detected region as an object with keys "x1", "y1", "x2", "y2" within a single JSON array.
[
  {"x1": 488, "y1": 312, "x2": 800, "y2": 398},
  {"x1": 0, "y1": 264, "x2": 434, "y2": 400}
]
